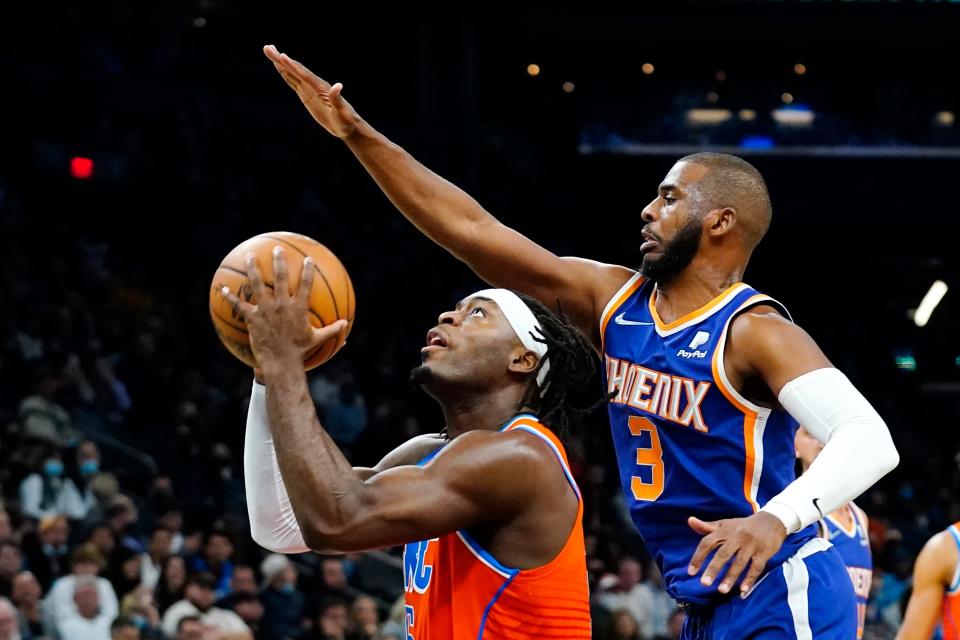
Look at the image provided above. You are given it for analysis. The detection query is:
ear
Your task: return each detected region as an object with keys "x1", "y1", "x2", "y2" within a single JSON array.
[
  {"x1": 704, "y1": 206, "x2": 736, "y2": 238},
  {"x1": 507, "y1": 346, "x2": 540, "y2": 376}
]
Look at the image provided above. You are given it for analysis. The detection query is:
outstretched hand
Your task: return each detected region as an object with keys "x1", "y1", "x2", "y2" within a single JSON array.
[
  {"x1": 687, "y1": 512, "x2": 787, "y2": 596},
  {"x1": 263, "y1": 44, "x2": 361, "y2": 139},
  {"x1": 219, "y1": 246, "x2": 347, "y2": 371}
]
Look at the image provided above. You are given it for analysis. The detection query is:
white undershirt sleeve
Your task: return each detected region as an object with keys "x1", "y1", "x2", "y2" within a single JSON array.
[
  {"x1": 760, "y1": 368, "x2": 899, "y2": 534},
  {"x1": 244, "y1": 380, "x2": 310, "y2": 553}
]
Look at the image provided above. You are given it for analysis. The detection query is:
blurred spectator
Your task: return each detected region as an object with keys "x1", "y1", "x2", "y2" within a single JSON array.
[
  {"x1": 104, "y1": 497, "x2": 141, "y2": 553},
  {"x1": 154, "y1": 555, "x2": 187, "y2": 614},
  {"x1": 43, "y1": 544, "x2": 118, "y2": 630},
  {"x1": 119, "y1": 587, "x2": 162, "y2": 640},
  {"x1": 598, "y1": 558, "x2": 655, "y2": 640},
  {"x1": 0, "y1": 597, "x2": 18, "y2": 640},
  {"x1": 18, "y1": 373, "x2": 76, "y2": 446},
  {"x1": 11, "y1": 572, "x2": 44, "y2": 638},
  {"x1": 639, "y1": 563, "x2": 675, "y2": 638},
  {"x1": 73, "y1": 442, "x2": 102, "y2": 512},
  {"x1": 298, "y1": 598, "x2": 348, "y2": 640},
  {"x1": 0, "y1": 512, "x2": 13, "y2": 545},
  {"x1": 154, "y1": 509, "x2": 185, "y2": 556},
  {"x1": 173, "y1": 615, "x2": 204, "y2": 640},
  {"x1": 187, "y1": 532, "x2": 234, "y2": 599},
  {"x1": 83, "y1": 524, "x2": 116, "y2": 564},
  {"x1": 348, "y1": 595, "x2": 379, "y2": 640},
  {"x1": 316, "y1": 559, "x2": 350, "y2": 601},
  {"x1": 21, "y1": 516, "x2": 69, "y2": 590},
  {"x1": 0, "y1": 544, "x2": 22, "y2": 599},
  {"x1": 56, "y1": 576, "x2": 112, "y2": 639},
  {"x1": 138, "y1": 527, "x2": 172, "y2": 592},
  {"x1": 228, "y1": 593, "x2": 263, "y2": 637},
  {"x1": 19, "y1": 452, "x2": 87, "y2": 521},
  {"x1": 606, "y1": 608, "x2": 641, "y2": 640},
  {"x1": 215, "y1": 565, "x2": 256, "y2": 611},
  {"x1": 653, "y1": 609, "x2": 685, "y2": 640},
  {"x1": 322, "y1": 385, "x2": 367, "y2": 448},
  {"x1": 110, "y1": 616, "x2": 141, "y2": 640},
  {"x1": 106, "y1": 545, "x2": 142, "y2": 601},
  {"x1": 258, "y1": 554, "x2": 304, "y2": 640},
  {"x1": 160, "y1": 572, "x2": 250, "y2": 640}
]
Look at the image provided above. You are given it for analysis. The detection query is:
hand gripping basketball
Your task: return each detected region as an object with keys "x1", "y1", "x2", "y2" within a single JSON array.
[{"x1": 219, "y1": 247, "x2": 348, "y2": 372}]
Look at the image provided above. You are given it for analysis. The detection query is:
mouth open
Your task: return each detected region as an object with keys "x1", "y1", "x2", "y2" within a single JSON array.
[{"x1": 422, "y1": 328, "x2": 448, "y2": 352}]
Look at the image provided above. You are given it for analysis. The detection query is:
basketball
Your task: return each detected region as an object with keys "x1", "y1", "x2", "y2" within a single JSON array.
[{"x1": 209, "y1": 231, "x2": 355, "y2": 371}]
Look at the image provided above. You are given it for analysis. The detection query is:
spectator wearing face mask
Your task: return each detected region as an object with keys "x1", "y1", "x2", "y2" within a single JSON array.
[
  {"x1": 21, "y1": 516, "x2": 69, "y2": 590},
  {"x1": 19, "y1": 452, "x2": 87, "y2": 521},
  {"x1": 73, "y1": 442, "x2": 103, "y2": 513},
  {"x1": 258, "y1": 555, "x2": 305, "y2": 640}
]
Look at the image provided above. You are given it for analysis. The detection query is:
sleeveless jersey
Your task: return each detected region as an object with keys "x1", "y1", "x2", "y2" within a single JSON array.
[
  {"x1": 943, "y1": 523, "x2": 960, "y2": 639},
  {"x1": 821, "y1": 503, "x2": 872, "y2": 638},
  {"x1": 402, "y1": 414, "x2": 591, "y2": 639},
  {"x1": 600, "y1": 275, "x2": 817, "y2": 605}
]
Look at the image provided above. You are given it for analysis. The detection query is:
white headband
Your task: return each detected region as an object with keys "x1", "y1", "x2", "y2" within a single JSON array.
[{"x1": 469, "y1": 289, "x2": 550, "y2": 388}]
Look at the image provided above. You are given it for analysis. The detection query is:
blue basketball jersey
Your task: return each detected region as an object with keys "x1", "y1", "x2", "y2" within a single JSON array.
[
  {"x1": 820, "y1": 503, "x2": 872, "y2": 637},
  {"x1": 600, "y1": 274, "x2": 816, "y2": 606}
]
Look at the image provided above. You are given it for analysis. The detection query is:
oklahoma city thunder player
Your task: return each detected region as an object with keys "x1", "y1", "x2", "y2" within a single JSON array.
[
  {"x1": 897, "y1": 524, "x2": 960, "y2": 640},
  {"x1": 796, "y1": 427, "x2": 872, "y2": 638},
  {"x1": 263, "y1": 46, "x2": 899, "y2": 638},
  {"x1": 226, "y1": 249, "x2": 592, "y2": 639}
]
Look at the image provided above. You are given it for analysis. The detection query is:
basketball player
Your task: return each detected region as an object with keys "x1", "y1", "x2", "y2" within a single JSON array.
[
  {"x1": 262, "y1": 46, "x2": 900, "y2": 637},
  {"x1": 796, "y1": 427, "x2": 872, "y2": 638},
  {"x1": 221, "y1": 248, "x2": 594, "y2": 639},
  {"x1": 896, "y1": 525, "x2": 960, "y2": 639}
]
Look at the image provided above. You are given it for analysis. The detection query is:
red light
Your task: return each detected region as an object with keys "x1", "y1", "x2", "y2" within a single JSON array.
[{"x1": 70, "y1": 157, "x2": 94, "y2": 180}]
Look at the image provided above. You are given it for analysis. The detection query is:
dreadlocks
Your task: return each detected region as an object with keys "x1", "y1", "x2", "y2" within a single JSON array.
[{"x1": 513, "y1": 292, "x2": 604, "y2": 438}]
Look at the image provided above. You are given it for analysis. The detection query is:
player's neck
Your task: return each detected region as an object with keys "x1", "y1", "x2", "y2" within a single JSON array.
[
  {"x1": 653, "y1": 258, "x2": 744, "y2": 324},
  {"x1": 439, "y1": 385, "x2": 529, "y2": 440}
]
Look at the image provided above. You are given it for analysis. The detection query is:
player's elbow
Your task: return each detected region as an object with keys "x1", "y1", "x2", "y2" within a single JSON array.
[{"x1": 301, "y1": 522, "x2": 355, "y2": 554}]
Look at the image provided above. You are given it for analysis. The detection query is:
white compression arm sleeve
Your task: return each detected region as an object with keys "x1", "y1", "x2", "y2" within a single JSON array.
[
  {"x1": 244, "y1": 380, "x2": 309, "y2": 553},
  {"x1": 761, "y1": 368, "x2": 899, "y2": 534}
]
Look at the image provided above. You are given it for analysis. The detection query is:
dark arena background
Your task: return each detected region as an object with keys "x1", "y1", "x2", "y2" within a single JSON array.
[{"x1": 1, "y1": 2, "x2": 958, "y2": 639}]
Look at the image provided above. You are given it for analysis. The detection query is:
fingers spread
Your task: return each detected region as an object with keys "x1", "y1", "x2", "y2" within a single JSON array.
[
  {"x1": 272, "y1": 246, "x2": 289, "y2": 296},
  {"x1": 298, "y1": 257, "x2": 315, "y2": 303},
  {"x1": 245, "y1": 253, "x2": 268, "y2": 301}
]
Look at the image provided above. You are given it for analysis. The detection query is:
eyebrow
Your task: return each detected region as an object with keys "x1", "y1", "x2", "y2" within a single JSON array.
[
  {"x1": 659, "y1": 183, "x2": 678, "y2": 195},
  {"x1": 455, "y1": 296, "x2": 495, "y2": 311}
]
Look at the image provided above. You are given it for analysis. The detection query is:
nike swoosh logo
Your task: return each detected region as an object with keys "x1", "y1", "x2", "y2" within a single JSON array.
[{"x1": 614, "y1": 312, "x2": 654, "y2": 326}]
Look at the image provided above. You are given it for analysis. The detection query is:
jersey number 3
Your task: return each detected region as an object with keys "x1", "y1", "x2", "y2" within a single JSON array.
[{"x1": 628, "y1": 416, "x2": 665, "y2": 501}]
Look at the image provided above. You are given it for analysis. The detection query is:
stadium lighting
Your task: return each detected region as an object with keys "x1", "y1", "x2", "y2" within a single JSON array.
[
  {"x1": 562, "y1": 81, "x2": 575, "y2": 93},
  {"x1": 527, "y1": 64, "x2": 541, "y2": 77},
  {"x1": 913, "y1": 280, "x2": 948, "y2": 328},
  {"x1": 935, "y1": 111, "x2": 955, "y2": 127},
  {"x1": 739, "y1": 109, "x2": 757, "y2": 121},
  {"x1": 707, "y1": 92, "x2": 719, "y2": 104},
  {"x1": 781, "y1": 92, "x2": 794, "y2": 104},
  {"x1": 642, "y1": 63, "x2": 654, "y2": 75},
  {"x1": 794, "y1": 63, "x2": 807, "y2": 76},
  {"x1": 715, "y1": 70, "x2": 726, "y2": 82},
  {"x1": 70, "y1": 157, "x2": 94, "y2": 180}
]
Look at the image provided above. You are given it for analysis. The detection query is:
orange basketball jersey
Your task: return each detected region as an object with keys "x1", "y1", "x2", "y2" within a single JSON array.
[
  {"x1": 943, "y1": 522, "x2": 960, "y2": 639},
  {"x1": 402, "y1": 414, "x2": 591, "y2": 640}
]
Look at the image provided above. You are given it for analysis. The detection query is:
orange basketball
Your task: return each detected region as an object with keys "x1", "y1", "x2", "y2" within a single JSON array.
[{"x1": 209, "y1": 231, "x2": 355, "y2": 371}]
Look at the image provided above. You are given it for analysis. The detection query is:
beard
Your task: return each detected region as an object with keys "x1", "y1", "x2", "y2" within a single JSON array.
[
  {"x1": 409, "y1": 365, "x2": 433, "y2": 388},
  {"x1": 639, "y1": 217, "x2": 703, "y2": 283}
]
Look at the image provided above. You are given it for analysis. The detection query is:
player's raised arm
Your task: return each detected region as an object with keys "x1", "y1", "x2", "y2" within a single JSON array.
[{"x1": 263, "y1": 45, "x2": 632, "y2": 343}]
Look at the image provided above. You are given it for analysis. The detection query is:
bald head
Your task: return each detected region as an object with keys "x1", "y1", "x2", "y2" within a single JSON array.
[{"x1": 678, "y1": 152, "x2": 772, "y2": 251}]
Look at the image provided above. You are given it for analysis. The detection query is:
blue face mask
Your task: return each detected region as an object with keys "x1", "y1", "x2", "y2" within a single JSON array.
[
  {"x1": 80, "y1": 460, "x2": 99, "y2": 476},
  {"x1": 280, "y1": 583, "x2": 295, "y2": 594},
  {"x1": 44, "y1": 460, "x2": 64, "y2": 477},
  {"x1": 132, "y1": 615, "x2": 148, "y2": 630}
]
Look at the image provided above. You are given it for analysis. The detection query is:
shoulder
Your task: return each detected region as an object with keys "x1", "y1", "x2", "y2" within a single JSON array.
[
  {"x1": 427, "y1": 426, "x2": 564, "y2": 491},
  {"x1": 373, "y1": 433, "x2": 446, "y2": 471},
  {"x1": 915, "y1": 529, "x2": 959, "y2": 585}
]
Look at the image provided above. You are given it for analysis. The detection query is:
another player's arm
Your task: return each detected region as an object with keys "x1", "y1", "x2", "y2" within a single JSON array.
[
  {"x1": 262, "y1": 45, "x2": 631, "y2": 343},
  {"x1": 896, "y1": 531, "x2": 956, "y2": 640},
  {"x1": 688, "y1": 307, "x2": 899, "y2": 595}
]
